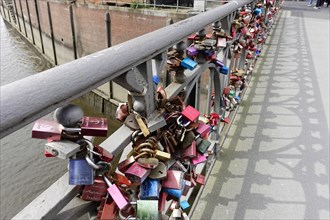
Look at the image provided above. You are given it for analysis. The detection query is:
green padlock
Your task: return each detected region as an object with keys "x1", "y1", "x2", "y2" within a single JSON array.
[
  {"x1": 196, "y1": 137, "x2": 211, "y2": 154},
  {"x1": 136, "y1": 200, "x2": 159, "y2": 220},
  {"x1": 229, "y1": 90, "x2": 235, "y2": 97}
]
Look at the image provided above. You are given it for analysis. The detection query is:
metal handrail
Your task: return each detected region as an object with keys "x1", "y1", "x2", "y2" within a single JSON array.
[{"x1": 0, "y1": 0, "x2": 252, "y2": 139}]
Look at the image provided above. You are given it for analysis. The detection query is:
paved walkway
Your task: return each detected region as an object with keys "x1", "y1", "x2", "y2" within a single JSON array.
[{"x1": 191, "y1": 1, "x2": 329, "y2": 219}]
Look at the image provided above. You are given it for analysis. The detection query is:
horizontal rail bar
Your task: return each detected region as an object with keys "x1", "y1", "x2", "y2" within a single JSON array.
[{"x1": 0, "y1": 0, "x2": 252, "y2": 139}]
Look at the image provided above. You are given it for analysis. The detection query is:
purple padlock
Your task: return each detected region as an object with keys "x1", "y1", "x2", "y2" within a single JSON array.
[
  {"x1": 186, "y1": 46, "x2": 198, "y2": 56},
  {"x1": 191, "y1": 153, "x2": 207, "y2": 165},
  {"x1": 214, "y1": 59, "x2": 224, "y2": 68}
]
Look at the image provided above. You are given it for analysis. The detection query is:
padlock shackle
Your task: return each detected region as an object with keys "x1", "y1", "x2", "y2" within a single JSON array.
[
  {"x1": 85, "y1": 154, "x2": 103, "y2": 170},
  {"x1": 103, "y1": 175, "x2": 113, "y2": 187},
  {"x1": 61, "y1": 126, "x2": 81, "y2": 132},
  {"x1": 177, "y1": 116, "x2": 191, "y2": 127}
]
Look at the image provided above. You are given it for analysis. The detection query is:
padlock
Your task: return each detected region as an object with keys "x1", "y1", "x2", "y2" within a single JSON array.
[
  {"x1": 136, "y1": 200, "x2": 160, "y2": 220},
  {"x1": 187, "y1": 34, "x2": 197, "y2": 40},
  {"x1": 186, "y1": 46, "x2": 198, "y2": 56},
  {"x1": 100, "y1": 196, "x2": 118, "y2": 220},
  {"x1": 240, "y1": 26, "x2": 248, "y2": 35},
  {"x1": 104, "y1": 176, "x2": 130, "y2": 210},
  {"x1": 140, "y1": 178, "x2": 160, "y2": 200},
  {"x1": 158, "y1": 191, "x2": 168, "y2": 211},
  {"x1": 221, "y1": 117, "x2": 231, "y2": 124},
  {"x1": 181, "y1": 105, "x2": 200, "y2": 122},
  {"x1": 204, "y1": 49, "x2": 215, "y2": 57},
  {"x1": 201, "y1": 38, "x2": 216, "y2": 47},
  {"x1": 93, "y1": 145, "x2": 114, "y2": 163},
  {"x1": 106, "y1": 172, "x2": 131, "y2": 188},
  {"x1": 80, "y1": 116, "x2": 108, "y2": 137},
  {"x1": 195, "y1": 174, "x2": 205, "y2": 185},
  {"x1": 45, "y1": 140, "x2": 82, "y2": 159},
  {"x1": 118, "y1": 152, "x2": 148, "y2": 173},
  {"x1": 217, "y1": 37, "x2": 227, "y2": 48},
  {"x1": 180, "y1": 200, "x2": 190, "y2": 210},
  {"x1": 180, "y1": 57, "x2": 197, "y2": 71},
  {"x1": 182, "y1": 180, "x2": 192, "y2": 196},
  {"x1": 116, "y1": 102, "x2": 129, "y2": 122},
  {"x1": 172, "y1": 208, "x2": 182, "y2": 218},
  {"x1": 125, "y1": 162, "x2": 151, "y2": 184},
  {"x1": 195, "y1": 122, "x2": 210, "y2": 138},
  {"x1": 214, "y1": 59, "x2": 224, "y2": 68},
  {"x1": 32, "y1": 119, "x2": 62, "y2": 140},
  {"x1": 154, "y1": 150, "x2": 171, "y2": 162},
  {"x1": 137, "y1": 157, "x2": 159, "y2": 169},
  {"x1": 196, "y1": 138, "x2": 211, "y2": 154},
  {"x1": 81, "y1": 175, "x2": 108, "y2": 202},
  {"x1": 44, "y1": 150, "x2": 55, "y2": 157},
  {"x1": 148, "y1": 162, "x2": 167, "y2": 180},
  {"x1": 162, "y1": 187, "x2": 182, "y2": 200},
  {"x1": 182, "y1": 131, "x2": 196, "y2": 149},
  {"x1": 181, "y1": 141, "x2": 197, "y2": 159},
  {"x1": 191, "y1": 153, "x2": 207, "y2": 165},
  {"x1": 69, "y1": 158, "x2": 94, "y2": 185},
  {"x1": 162, "y1": 170, "x2": 182, "y2": 189},
  {"x1": 135, "y1": 113, "x2": 150, "y2": 137},
  {"x1": 170, "y1": 161, "x2": 188, "y2": 173},
  {"x1": 220, "y1": 66, "x2": 229, "y2": 74},
  {"x1": 182, "y1": 212, "x2": 190, "y2": 220}
]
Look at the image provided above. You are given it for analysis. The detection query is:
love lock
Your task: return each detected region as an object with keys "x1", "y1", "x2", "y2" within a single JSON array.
[
  {"x1": 148, "y1": 162, "x2": 167, "y2": 180},
  {"x1": 124, "y1": 113, "x2": 148, "y2": 132}
]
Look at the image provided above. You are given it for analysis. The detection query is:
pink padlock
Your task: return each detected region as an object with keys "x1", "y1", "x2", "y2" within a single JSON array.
[
  {"x1": 104, "y1": 177, "x2": 129, "y2": 210},
  {"x1": 241, "y1": 26, "x2": 248, "y2": 35},
  {"x1": 195, "y1": 174, "x2": 205, "y2": 185},
  {"x1": 217, "y1": 37, "x2": 227, "y2": 48},
  {"x1": 116, "y1": 103, "x2": 129, "y2": 122},
  {"x1": 181, "y1": 105, "x2": 200, "y2": 122},
  {"x1": 191, "y1": 153, "x2": 207, "y2": 165}
]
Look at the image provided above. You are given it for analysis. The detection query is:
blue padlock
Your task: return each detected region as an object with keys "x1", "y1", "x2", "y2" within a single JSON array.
[
  {"x1": 254, "y1": 8, "x2": 262, "y2": 15},
  {"x1": 69, "y1": 158, "x2": 94, "y2": 185},
  {"x1": 180, "y1": 200, "x2": 190, "y2": 210},
  {"x1": 162, "y1": 188, "x2": 182, "y2": 199},
  {"x1": 204, "y1": 49, "x2": 215, "y2": 57},
  {"x1": 181, "y1": 57, "x2": 197, "y2": 71},
  {"x1": 140, "y1": 178, "x2": 160, "y2": 200},
  {"x1": 220, "y1": 66, "x2": 229, "y2": 75},
  {"x1": 234, "y1": 96, "x2": 241, "y2": 102}
]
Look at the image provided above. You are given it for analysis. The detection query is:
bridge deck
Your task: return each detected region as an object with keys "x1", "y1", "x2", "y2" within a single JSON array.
[{"x1": 191, "y1": 1, "x2": 329, "y2": 219}]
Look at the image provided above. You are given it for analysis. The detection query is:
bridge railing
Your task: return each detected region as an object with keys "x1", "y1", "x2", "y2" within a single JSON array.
[{"x1": 0, "y1": 0, "x2": 281, "y2": 218}]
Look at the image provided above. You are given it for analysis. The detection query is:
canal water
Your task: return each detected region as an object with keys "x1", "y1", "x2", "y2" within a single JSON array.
[{"x1": 0, "y1": 18, "x2": 120, "y2": 219}]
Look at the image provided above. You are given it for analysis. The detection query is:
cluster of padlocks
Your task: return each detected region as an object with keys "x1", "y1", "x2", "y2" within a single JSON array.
[{"x1": 31, "y1": 1, "x2": 279, "y2": 219}]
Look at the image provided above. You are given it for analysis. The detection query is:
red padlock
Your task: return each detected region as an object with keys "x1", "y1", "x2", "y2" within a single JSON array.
[
  {"x1": 81, "y1": 176, "x2": 108, "y2": 202},
  {"x1": 32, "y1": 119, "x2": 62, "y2": 141},
  {"x1": 81, "y1": 116, "x2": 108, "y2": 137},
  {"x1": 124, "y1": 162, "x2": 151, "y2": 184}
]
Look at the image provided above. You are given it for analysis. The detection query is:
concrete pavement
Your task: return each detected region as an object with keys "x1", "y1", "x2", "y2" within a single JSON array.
[{"x1": 191, "y1": 1, "x2": 329, "y2": 219}]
